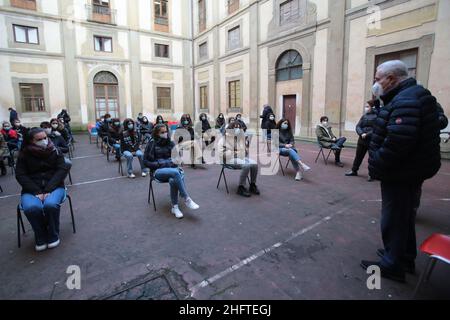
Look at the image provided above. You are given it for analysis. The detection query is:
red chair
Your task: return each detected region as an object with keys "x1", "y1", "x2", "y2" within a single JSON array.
[{"x1": 413, "y1": 233, "x2": 450, "y2": 298}]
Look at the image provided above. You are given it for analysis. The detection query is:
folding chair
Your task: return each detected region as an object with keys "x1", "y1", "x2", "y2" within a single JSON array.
[
  {"x1": 278, "y1": 154, "x2": 292, "y2": 177},
  {"x1": 314, "y1": 140, "x2": 335, "y2": 165},
  {"x1": 216, "y1": 164, "x2": 251, "y2": 194},
  {"x1": 413, "y1": 233, "x2": 450, "y2": 298},
  {"x1": 17, "y1": 189, "x2": 76, "y2": 248},
  {"x1": 147, "y1": 170, "x2": 170, "y2": 212}
]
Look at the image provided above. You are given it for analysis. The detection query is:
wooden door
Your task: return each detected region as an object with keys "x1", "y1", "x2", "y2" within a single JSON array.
[{"x1": 283, "y1": 95, "x2": 297, "y2": 133}]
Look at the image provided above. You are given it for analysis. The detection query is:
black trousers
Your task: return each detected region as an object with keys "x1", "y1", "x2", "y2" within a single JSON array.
[
  {"x1": 351, "y1": 138, "x2": 369, "y2": 172},
  {"x1": 332, "y1": 137, "x2": 347, "y2": 162},
  {"x1": 380, "y1": 181, "x2": 423, "y2": 270}
]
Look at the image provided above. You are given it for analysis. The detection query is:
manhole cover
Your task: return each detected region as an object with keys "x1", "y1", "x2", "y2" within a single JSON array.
[{"x1": 97, "y1": 270, "x2": 191, "y2": 300}]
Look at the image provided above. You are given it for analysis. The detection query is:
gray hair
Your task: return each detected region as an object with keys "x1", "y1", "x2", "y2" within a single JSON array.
[{"x1": 377, "y1": 60, "x2": 409, "y2": 79}]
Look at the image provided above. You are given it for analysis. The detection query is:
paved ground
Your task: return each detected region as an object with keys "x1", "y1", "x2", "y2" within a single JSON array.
[{"x1": 0, "y1": 134, "x2": 449, "y2": 300}]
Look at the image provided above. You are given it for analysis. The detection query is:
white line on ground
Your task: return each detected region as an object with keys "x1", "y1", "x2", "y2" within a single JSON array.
[
  {"x1": 71, "y1": 154, "x2": 104, "y2": 160},
  {"x1": 0, "y1": 176, "x2": 127, "y2": 200},
  {"x1": 188, "y1": 211, "x2": 343, "y2": 298},
  {"x1": 362, "y1": 199, "x2": 450, "y2": 202}
]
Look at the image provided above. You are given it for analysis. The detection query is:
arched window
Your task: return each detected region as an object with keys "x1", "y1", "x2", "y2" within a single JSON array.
[
  {"x1": 276, "y1": 50, "x2": 303, "y2": 81},
  {"x1": 94, "y1": 71, "x2": 119, "y2": 119}
]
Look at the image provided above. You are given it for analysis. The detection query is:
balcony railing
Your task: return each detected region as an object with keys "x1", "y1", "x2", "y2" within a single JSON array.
[{"x1": 86, "y1": 4, "x2": 116, "y2": 25}]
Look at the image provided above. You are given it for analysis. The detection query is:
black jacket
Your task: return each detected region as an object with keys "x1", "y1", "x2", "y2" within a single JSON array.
[
  {"x1": 16, "y1": 148, "x2": 70, "y2": 195},
  {"x1": 58, "y1": 111, "x2": 71, "y2": 124},
  {"x1": 437, "y1": 103, "x2": 448, "y2": 130},
  {"x1": 260, "y1": 105, "x2": 274, "y2": 129},
  {"x1": 143, "y1": 138, "x2": 176, "y2": 171},
  {"x1": 120, "y1": 130, "x2": 140, "y2": 153},
  {"x1": 9, "y1": 109, "x2": 18, "y2": 124},
  {"x1": 49, "y1": 133, "x2": 69, "y2": 154},
  {"x1": 356, "y1": 110, "x2": 378, "y2": 145},
  {"x1": 279, "y1": 129, "x2": 295, "y2": 148},
  {"x1": 369, "y1": 78, "x2": 441, "y2": 183}
]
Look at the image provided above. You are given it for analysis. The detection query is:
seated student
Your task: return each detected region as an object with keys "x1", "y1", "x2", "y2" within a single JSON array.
[
  {"x1": 1, "y1": 121, "x2": 19, "y2": 152},
  {"x1": 277, "y1": 119, "x2": 311, "y2": 181},
  {"x1": 139, "y1": 116, "x2": 154, "y2": 143},
  {"x1": 57, "y1": 109, "x2": 73, "y2": 139},
  {"x1": 98, "y1": 114, "x2": 112, "y2": 140},
  {"x1": 316, "y1": 116, "x2": 346, "y2": 167},
  {"x1": 265, "y1": 113, "x2": 277, "y2": 141},
  {"x1": 218, "y1": 122, "x2": 260, "y2": 197},
  {"x1": 235, "y1": 114, "x2": 248, "y2": 132},
  {"x1": 346, "y1": 101, "x2": 378, "y2": 180},
  {"x1": 41, "y1": 122, "x2": 69, "y2": 154},
  {"x1": 108, "y1": 118, "x2": 123, "y2": 160},
  {"x1": 195, "y1": 113, "x2": 216, "y2": 164},
  {"x1": 136, "y1": 113, "x2": 144, "y2": 126},
  {"x1": 220, "y1": 117, "x2": 235, "y2": 135},
  {"x1": 0, "y1": 132, "x2": 8, "y2": 175},
  {"x1": 144, "y1": 124, "x2": 200, "y2": 219},
  {"x1": 15, "y1": 128, "x2": 71, "y2": 252},
  {"x1": 215, "y1": 113, "x2": 225, "y2": 129},
  {"x1": 50, "y1": 118, "x2": 70, "y2": 144},
  {"x1": 173, "y1": 114, "x2": 202, "y2": 168},
  {"x1": 120, "y1": 119, "x2": 149, "y2": 178}
]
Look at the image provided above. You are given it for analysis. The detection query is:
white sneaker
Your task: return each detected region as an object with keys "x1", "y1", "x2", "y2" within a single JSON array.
[
  {"x1": 171, "y1": 205, "x2": 184, "y2": 219},
  {"x1": 185, "y1": 198, "x2": 200, "y2": 210},
  {"x1": 128, "y1": 173, "x2": 136, "y2": 179},
  {"x1": 48, "y1": 239, "x2": 60, "y2": 249},
  {"x1": 35, "y1": 243, "x2": 47, "y2": 252},
  {"x1": 142, "y1": 172, "x2": 148, "y2": 177},
  {"x1": 295, "y1": 172, "x2": 303, "y2": 181},
  {"x1": 301, "y1": 163, "x2": 311, "y2": 172}
]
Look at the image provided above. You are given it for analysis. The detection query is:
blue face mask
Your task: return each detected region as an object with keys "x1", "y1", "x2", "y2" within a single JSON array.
[
  {"x1": 281, "y1": 124, "x2": 289, "y2": 130},
  {"x1": 183, "y1": 121, "x2": 189, "y2": 126}
]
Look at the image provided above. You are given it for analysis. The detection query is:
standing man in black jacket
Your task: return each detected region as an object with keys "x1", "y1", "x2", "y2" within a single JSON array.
[
  {"x1": 361, "y1": 60, "x2": 442, "y2": 282},
  {"x1": 346, "y1": 100, "x2": 378, "y2": 180}
]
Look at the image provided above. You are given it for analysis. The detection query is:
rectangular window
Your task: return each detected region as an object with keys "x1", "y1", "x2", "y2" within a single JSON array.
[
  {"x1": 198, "y1": 0, "x2": 206, "y2": 32},
  {"x1": 227, "y1": 0, "x2": 239, "y2": 15},
  {"x1": 11, "y1": 0, "x2": 37, "y2": 10},
  {"x1": 228, "y1": 80, "x2": 241, "y2": 109},
  {"x1": 280, "y1": 0, "x2": 300, "y2": 25},
  {"x1": 13, "y1": 25, "x2": 39, "y2": 44},
  {"x1": 155, "y1": 43, "x2": 169, "y2": 58},
  {"x1": 200, "y1": 86, "x2": 208, "y2": 110},
  {"x1": 157, "y1": 87, "x2": 171, "y2": 110},
  {"x1": 228, "y1": 26, "x2": 240, "y2": 51},
  {"x1": 375, "y1": 48, "x2": 418, "y2": 78},
  {"x1": 154, "y1": 0, "x2": 168, "y2": 25},
  {"x1": 94, "y1": 36, "x2": 112, "y2": 52},
  {"x1": 199, "y1": 42, "x2": 208, "y2": 60},
  {"x1": 19, "y1": 83, "x2": 45, "y2": 112},
  {"x1": 93, "y1": 0, "x2": 110, "y2": 6}
]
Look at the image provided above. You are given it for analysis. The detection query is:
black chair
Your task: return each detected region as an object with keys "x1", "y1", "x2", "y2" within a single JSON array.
[
  {"x1": 216, "y1": 164, "x2": 251, "y2": 194},
  {"x1": 147, "y1": 170, "x2": 169, "y2": 212},
  {"x1": 315, "y1": 139, "x2": 336, "y2": 165},
  {"x1": 6, "y1": 149, "x2": 18, "y2": 175},
  {"x1": 17, "y1": 189, "x2": 76, "y2": 248},
  {"x1": 278, "y1": 154, "x2": 292, "y2": 176},
  {"x1": 0, "y1": 184, "x2": 3, "y2": 193}
]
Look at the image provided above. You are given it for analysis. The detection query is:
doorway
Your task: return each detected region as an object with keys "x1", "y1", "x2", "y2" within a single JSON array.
[{"x1": 283, "y1": 95, "x2": 297, "y2": 133}]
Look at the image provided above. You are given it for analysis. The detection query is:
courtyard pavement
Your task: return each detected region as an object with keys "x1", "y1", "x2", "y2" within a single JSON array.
[{"x1": 0, "y1": 133, "x2": 449, "y2": 300}]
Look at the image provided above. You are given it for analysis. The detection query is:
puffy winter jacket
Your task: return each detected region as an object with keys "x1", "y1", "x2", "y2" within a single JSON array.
[
  {"x1": 143, "y1": 138, "x2": 177, "y2": 171},
  {"x1": 368, "y1": 78, "x2": 441, "y2": 183}
]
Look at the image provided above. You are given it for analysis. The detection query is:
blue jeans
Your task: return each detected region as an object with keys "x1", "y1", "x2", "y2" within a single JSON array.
[
  {"x1": 21, "y1": 188, "x2": 66, "y2": 245},
  {"x1": 113, "y1": 144, "x2": 121, "y2": 157},
  {"x1": 123, "y1": 150, "x2": 148, "y2": 175},
  {"x1": 154, "y1": 168, "x2": 189, "y2": 205},
  {"x1": 279, "y1": 148, "x2": 300, "y2": 171}
]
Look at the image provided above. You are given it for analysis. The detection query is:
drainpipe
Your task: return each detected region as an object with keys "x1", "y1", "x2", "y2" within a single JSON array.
[{"x1": 191, "y1": 0, "x2": 196, "y2": 120}]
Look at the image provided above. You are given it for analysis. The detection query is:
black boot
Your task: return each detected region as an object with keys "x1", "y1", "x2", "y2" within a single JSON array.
[
  {"x1": 345, "y1": 170, "x2": 357, "y2": 176},
  {"x1": 360, "y1": 260, "x2": 406, "y2": 283},
  {"x1": 237, "y1": 185, "x2": 251, "y2": 197},
  {"x1": 249, "y1": 183, "x2": 260, "y2": 195}
]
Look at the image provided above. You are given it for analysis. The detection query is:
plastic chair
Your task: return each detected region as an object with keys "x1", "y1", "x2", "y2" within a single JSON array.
[
  {"x1": 17, "y1": 189, "x2": 76, "y2": 248},
  {"x1": 413, "y1": 233, "x2": 450, "y2": 298},
  {"x1": 88, "y1": 126, "x2": 99, "y2": 145}
]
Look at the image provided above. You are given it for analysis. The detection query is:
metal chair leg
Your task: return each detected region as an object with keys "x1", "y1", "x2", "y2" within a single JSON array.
[
  {"x1": 17, "y1": 207, "x2": 21, "y2": 248},
  {"x1": 223, "y1": 169, "x2": 229, "y2": 194},
  {"x1": 217, "y1": 167, "x2": 224, "y2": 189},
  {"x1": 148, "y1": 177, "x2": 152, "y2": 204},
  {"x1": 67, "y1": 195, "x2": 76, "y2": 234},
  {"x1": 325, "y1": 149, "x2": 333, "y2": 165},
  {"x1": 0, "y1": 184, "x2": 3, "y2": 193},
  {"x1": 412, "y1": 257, "x2": 435, "y2": 298},
  {"x1": 425, "y1": 258, "x2": 437, "y2": 281},
  {"x1": 68, "y1": 170, "x2": 73, "y2": 185},
  {"x1": 315, "y1": 148, "x2": 322, "y2": 163},
  {"x1": 279, "y1": 156, "x2": 285, "y2": 176},
  {"x1": 151, "y1": 181, "x2": 156, "y2": 212}
]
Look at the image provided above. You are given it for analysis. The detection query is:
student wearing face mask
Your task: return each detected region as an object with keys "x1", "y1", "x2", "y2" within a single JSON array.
[
  {"x1": 173, "y1": 114, "x2": 202, "y2": 168},
  {"x1": 40, "y1": 122, "x2": 69, "y2": 154},
  {"x1": 215, "y1": 113, "x2": 225, "y2": 129},
  {"x1": 264, "y1": 113, "x2": 277, "y2": 141},
  {"x1": 12, "y1": 119, "x2": 28, "y2": 149},
  {"x1": 144, "y1": 124, "x2": 200, "y2": 219},
  {"x1": 120, "y1": 119, "x2": 149, "y2": 178},
  {"x1": 346, "y1": 100, "x2": 378, "y2": 180},
  {"x1": 139, "y1": 116, "x2": 154, "y2": 144},
  {"x1": 0, "y1": 132, "x2": 8, "y2": 175},
  {"x1": 220, "y1": 117, "x2": 236, "y2": 136},
  {"x1": 195, "y1": 113, "x2": 216, "y2": 164},
  {"x1": 1, "y1": 121, "x2": 19, "y2": 152},
  {"x1": 277, "y1": 119, "x2": 311, "y2": 181},
  {"x1": 235, "y1": 114, "x2": 247, "y2": 132},
  {"x1": 15, "y1": 128, "x2": 71, "y2": 252},
  {"x1": 99, "y1": 114, "x2": 112, "y2": 139},
  {"x1": 50, "y1": 119, "x2": 70, "y2": 144},
  {"x1": 218, "y1": 122, "x2": 260, "y2": 197},
  {"x1": 316, "y1": 116, "x2": 347, "y2": 167},
  {"x1": 107, "y1": 118, "x2": 123, "y2": 160}
]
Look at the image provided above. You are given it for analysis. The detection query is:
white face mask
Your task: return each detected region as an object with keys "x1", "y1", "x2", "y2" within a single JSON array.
[
  {"x1": 128, "y1": 124, "x2": 134, "y2": 130},
  {"x1": 234, "y1": 128, "x2": 241, "y2": 135},
  {"x1": 35, "y1": 138, "x2": 48, "y2": 148},
  {"x1": 201, "y1": 117, "x2": 206, "y2": 121},
  {"x1": 51, "y1": 124, "x2": 58, "y2": 129},
  {"x1": 365, "y1": 107, "x2": 371, "y2": 114},
  {"x1": 269, "y1": 117, "x2": 275, "y2": 121},
  {"x1": 322, "y1": 121, "x2": 328, "y2": 127},
  {"x1": 44, "y1": 128, "x2": 52, "y2": 136},
  {"x1": 372, "y1": 82, "x2": 384, "y2": 97},
  {"x1": 159, "y1": 133, "x2": 168, "y2": 139}
]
